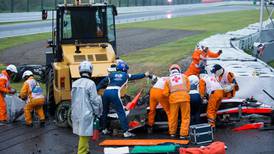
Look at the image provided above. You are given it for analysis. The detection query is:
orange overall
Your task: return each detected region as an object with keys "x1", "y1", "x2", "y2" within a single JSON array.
[
  {"x1": 200, "y1": 75, "x2": 224, "y2": 127},
  {"x1": 148, "y1": 77, "x2": 170, "y2": 127},
  {"x1": 184, "y1": 48, "x2": 221, "y2": 76},
  {"x1": 163, "y1": 74, "x2": 190, "y2": 136},
  {"x1": 219, "y1": 71, "x2": 239, "y2": 98},
  {"x1": 0, "y1": 70, "x2": 11, "y2": 121},
  {"x1": 20, "y1": 76, "x2": 45, "y2": 125}
]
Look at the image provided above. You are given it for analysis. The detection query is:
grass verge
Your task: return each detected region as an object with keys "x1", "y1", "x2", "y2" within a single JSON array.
[
  {"x1": 118, "y1": 10, "x2": 271, "y2": 94},
  {"x1": 119, "y1": 10, "x2": 268, "y2": 73},
  {"x1": 268, "y1": 60, "x2": 274, "y2": 68},
  {"x1": 0, "y1": 32, "x2": 50, "y2": 52},
  {"x1": 0, "y1": 20, "x2": 50, "y2": 25}
]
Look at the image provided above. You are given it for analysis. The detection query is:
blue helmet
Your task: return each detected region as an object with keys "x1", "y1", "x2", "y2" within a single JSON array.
[{"x1": 116, "y1": 61, "x2": 129, "y2": 72}]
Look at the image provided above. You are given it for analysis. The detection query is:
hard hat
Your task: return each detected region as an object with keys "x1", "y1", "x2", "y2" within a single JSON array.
[
  {"x1": 200, "y1": 69, "x2": 208, "y2": 74},
  {"x1": 116, "y1": 61, "x2": 129, "y2": 72},
  {"x1": 169, "y1": 64, "x2": 181, "y2": 73},
  {"x1": 116, "y1": 59, "x2": 125, "y2": 64},
  {"x1": 197, "y1": 44, "x2": 203, "y2": 50},
  {"x1": 211, "y1": 64, "x2": 224, "y2": 77},
  {"x1": 188, "y1": 75, "x2": 199, "y2": 85},
  {"x1": 199, "y1": 69, "x2": 208, "y2": 78},
  {"x1": 22, "y1": 70, "x2": 33, "y2": 79},
  {"x1": 6, "y1": 64, "x2": 18, "y2": 73},
  {"x1": 79, "y1": 61, "x2": 93, "y2": 74}
]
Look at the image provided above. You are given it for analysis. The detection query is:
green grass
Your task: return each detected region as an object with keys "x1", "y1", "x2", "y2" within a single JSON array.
[
  {"x1": 118, "y1": 10, "x2": 271, "y2": 94},
  {"x1": 118, "y1": 10, "x2": 270, "y2": 74},
  {"x1": 268, "y1": 60, "x2": 274, "y2": 68},
  {"x1": 0, "y1": 20, "x2": 49, "y2": 25},
  {"x1": 0, "y1": 32, "x2": 50, "y2": 52}
]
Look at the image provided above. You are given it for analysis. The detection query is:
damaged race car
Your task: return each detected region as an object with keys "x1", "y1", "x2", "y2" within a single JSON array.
[{"x1": 106, "y1": 90, "x2": 274, "y2": 133}]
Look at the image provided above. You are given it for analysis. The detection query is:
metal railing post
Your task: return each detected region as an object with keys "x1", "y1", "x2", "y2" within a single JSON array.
[
  {"x1": 11, "y1": 0, "x2": 14, "y2": 12},
  {"x1": 55, "y1": 0, "x2": 57, "y2": 9},
  {"x1": 41, "y1": 0, "x2": 44, "y2": 10},
  {"x1": 27, "y1": 0, "x2": 30, "y2": 12}
]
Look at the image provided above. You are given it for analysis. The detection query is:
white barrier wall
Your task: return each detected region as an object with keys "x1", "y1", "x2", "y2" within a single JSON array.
[{"x1": 198, "y1": 19, "x2": 274, "y2": 107}]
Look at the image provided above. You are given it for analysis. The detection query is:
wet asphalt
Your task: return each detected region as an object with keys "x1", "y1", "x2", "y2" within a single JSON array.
[{"x1": 1, "y1": 118, "x2": 274, "y2": 154}]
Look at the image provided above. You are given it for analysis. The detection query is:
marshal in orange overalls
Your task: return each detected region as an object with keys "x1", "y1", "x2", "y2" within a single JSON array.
[
  {"x1": 0, "y1": 70, "x2": 11, "y2": 121},
  {"x1": 219, "y1": 70, "x2": 239, "y2": 98},
  {"x1": 184, "y1": 48, "x2": 221, "y2": 77},
  {"x1": 148, "y1": 77, "x2": 170, "y2": 127},
  {"x1": 199, "y1": 74, "x2": 224, "y2": 127},
  {"x1": 19, "y1": 76, "x2": 45, "y2": 125},
  {"x1": 163, "y1": 73, "x2": 190, "y2": 137}
]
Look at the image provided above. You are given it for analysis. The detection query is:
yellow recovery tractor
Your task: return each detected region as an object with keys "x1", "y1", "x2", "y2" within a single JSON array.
[{"x1": 45, "y1": 0, "x2": 118, "y2": 127}]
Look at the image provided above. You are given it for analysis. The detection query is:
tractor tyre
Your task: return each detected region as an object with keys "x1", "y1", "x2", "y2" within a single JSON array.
[
  {"x1": 67, "y1": 107, "x2": 72, "y2": 127},
  {"x1": 55, "y1": 101, "x2": 71, "y2": 127},
  {"x1": 46, "y1": 67, "x2": 56, "y2": 116}
]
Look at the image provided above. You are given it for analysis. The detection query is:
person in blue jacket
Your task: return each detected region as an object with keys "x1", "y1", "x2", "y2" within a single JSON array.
[{"x1": 97, "y1": 61, "x2": 149, "y2": 137}]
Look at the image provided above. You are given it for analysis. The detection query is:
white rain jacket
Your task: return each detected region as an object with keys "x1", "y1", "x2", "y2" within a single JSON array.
[{"x1": 71, "y1": 78, "x2": 102, "y2": 136}]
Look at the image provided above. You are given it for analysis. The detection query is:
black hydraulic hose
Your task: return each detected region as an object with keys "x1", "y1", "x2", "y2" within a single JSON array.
[{"x1": 262, "y1": 89, "x2": 274, "y2": 101}]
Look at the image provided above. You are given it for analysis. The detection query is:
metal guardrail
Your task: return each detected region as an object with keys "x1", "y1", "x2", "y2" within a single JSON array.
[{"x1": 0, "y1": 0, "x2": 201, "y2": 13}]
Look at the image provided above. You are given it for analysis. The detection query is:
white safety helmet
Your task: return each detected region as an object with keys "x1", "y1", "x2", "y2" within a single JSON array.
[
  {"x1": 116, "y1": 59, "x2": 125, "y2": 64},
  {"x1": 188, "y1": 75, "x2": 199, "y2": 86},
  {"x1": 6, "y1": 64, "x2": 18, "y2": 73},
  {"x1": 79, "y1": 61, "x2": 93, "y2": 74},
  {"x1": 22, "y1": 70, "x2": 33, "y2": 79},
  {"x1": 196, "y1": 43, "x2": 204, "y2": 50},
  {"x1": 199, "y1": 69, "x2": 208, "y2": 79},
  {"x1": 211, "y1": 64, "x2": 224, "y2": 77}
]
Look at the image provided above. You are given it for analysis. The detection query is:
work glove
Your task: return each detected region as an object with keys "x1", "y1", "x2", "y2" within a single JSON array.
[
  {"x1": 151, "y1": 75, "x2": 158, "y2": 85},
  {"x1": 202, "y1": 98, "x2": 208, "y2": 104},
  {"x1": 145, "y1": 71, "x2": 150, "y2": 77},
  {"x1": 9, "y1": 88, "x2": 16, "y2": 95},
  {"x1": 223, "y1": 84, "x2": 235, "y2": 92},
  {"x1": 218, "y1": 50, "x2": 223, "y2": 55}
]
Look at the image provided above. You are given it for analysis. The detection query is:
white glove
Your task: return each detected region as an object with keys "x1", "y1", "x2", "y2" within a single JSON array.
[
  {"x1": 145, "y1": 71, "x2": 150, "y2": 77},
  {"x1": 9, "y1": 88, "x2": 17, "y2": 95},
  {"x1": 202, "y1": 98, "x2": 208, "y2": 104},
  {"x1": 151, "y1": 75, "x2": 158, "y2": 84},
  {"x1": 224, "y1": 84, "x2": 235, "y2": 92}
]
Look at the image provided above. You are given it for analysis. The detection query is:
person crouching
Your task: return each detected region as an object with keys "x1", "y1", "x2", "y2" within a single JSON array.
[{"x1": 19, "y1": 70, "x2": 45, "y2": 127}]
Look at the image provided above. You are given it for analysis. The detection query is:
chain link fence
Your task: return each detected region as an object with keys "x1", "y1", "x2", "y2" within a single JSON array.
[{"x1": 0, "y1": 0, "x2": 201, "y2": 13}]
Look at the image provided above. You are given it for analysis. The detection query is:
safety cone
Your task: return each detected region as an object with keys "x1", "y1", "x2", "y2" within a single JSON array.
[{"x1": 126, "y1": 90, "x2": 143, "y2": 110}]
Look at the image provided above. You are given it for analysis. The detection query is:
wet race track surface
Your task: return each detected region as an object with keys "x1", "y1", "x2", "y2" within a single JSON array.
[
  {"x1": 1, "y1": 119, "x2": 274, "y2": 154},
  {"x1": 0, "y1": 28, "x2": 200, "y2": 65}
]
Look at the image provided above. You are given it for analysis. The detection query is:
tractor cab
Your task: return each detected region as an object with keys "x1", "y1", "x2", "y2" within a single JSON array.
[
  {"x1": 47, "y1": 3, "x2": 118, "y2": 62},
  {"x1": 45, "y1": 2, "x2": 118, "y2": 127}
]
